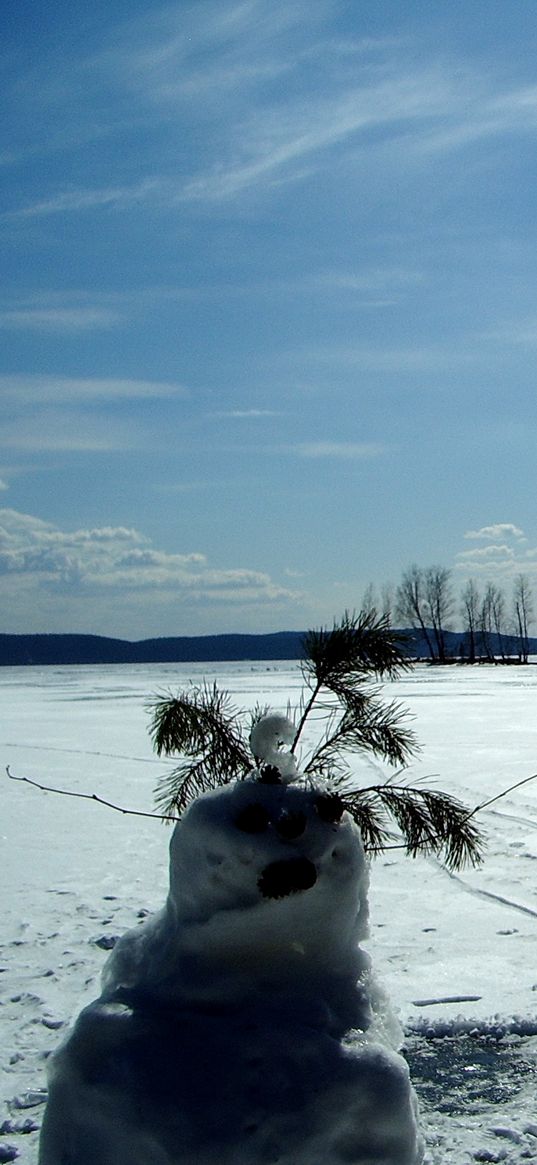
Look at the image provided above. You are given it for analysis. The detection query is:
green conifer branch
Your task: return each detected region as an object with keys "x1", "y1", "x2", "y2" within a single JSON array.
[{"x1": 149, "y1": 611, "x2": 485, "y2": 869}]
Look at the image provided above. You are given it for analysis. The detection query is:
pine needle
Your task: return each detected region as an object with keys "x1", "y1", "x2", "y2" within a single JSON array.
[
  {"x1": 149, "y1": 683, "x2": 251, "y2": 818},
  {"x1": 302, "y1": 609, "x2": 411, "y2": 687},
  {"x1": 341, "y1": 784, "x2": 485, "y2": 869}
]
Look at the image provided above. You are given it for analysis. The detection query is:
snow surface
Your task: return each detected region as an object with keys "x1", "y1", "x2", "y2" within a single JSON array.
[{"x1": 2, "y1": 661, "x2": 537, "y2": 1163}]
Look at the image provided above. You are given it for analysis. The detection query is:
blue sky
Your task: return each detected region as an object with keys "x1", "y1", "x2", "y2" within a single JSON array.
[{"x1": 3, "y1": 0, "x2": 537, "y2": 638}]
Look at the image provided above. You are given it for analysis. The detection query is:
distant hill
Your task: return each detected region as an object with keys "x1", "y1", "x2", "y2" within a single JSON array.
[
  {"x1": 0, "y1": 632, "x2": 307, "y2": 666},
  {"x1": 0, "y1": 629, "x2": 535, "y2": 666}
]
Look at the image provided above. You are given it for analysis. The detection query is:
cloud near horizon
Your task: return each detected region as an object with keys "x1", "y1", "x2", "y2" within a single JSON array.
[
  {"x1": 456, "y1": 522, "x2": 537, "y2": 578},
  {"x1": 0, "y1": 509, "x2": 302, "y2": 633},
  {"x1": 464, "y1": 523, "x2": 526, "y2": 542}
]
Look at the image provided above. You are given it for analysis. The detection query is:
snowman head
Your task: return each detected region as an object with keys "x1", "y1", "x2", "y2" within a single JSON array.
[{"x1": 166, "y1": 778, "x2": 370, "y2": 977}]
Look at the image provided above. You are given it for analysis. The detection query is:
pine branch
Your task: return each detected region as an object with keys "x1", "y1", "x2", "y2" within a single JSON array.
[
  {"x1": 304, "y1": 689, "x2": 418, "y2": 778},
  {"x1": 302, "y1": 609, "x2": 411, "y2": 691},
  {"x1": 153, "y1": 753, "x2": 239, "y2": 818},
  {"x1": 291, "y1": 676, "x2": 322, "y2": 752},
  {"x1": 337, "y1": 788, "x2": 395, "y2": 853},
  {"x1": 296, "y1": 610, "x2": 416, "y2": 773},
  {"x1": 149, "y1": 683, "x2": 252, "y2": 816},
  {"x1": 148, "y1": 683, "x2": 250, "y2": 768},
  {"x1": 341, "y1": 783, "x2": 484, "y2": 870},
  {"x1": 294, "y1": 609, "x2": 394, "y2": 753}
]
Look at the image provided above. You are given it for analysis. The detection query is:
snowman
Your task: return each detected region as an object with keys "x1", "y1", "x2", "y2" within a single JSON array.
[{"x1": 39, "y1": 715, "x2": 423, "y2": 1165}]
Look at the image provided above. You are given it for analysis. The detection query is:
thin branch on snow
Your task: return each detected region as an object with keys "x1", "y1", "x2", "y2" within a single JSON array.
[
  {"x1": 465, "y1": 771, "x2": 537, "y2": 818},
  {"x1": 5, "y1": 766, "x2": 179, "y2": 823}
]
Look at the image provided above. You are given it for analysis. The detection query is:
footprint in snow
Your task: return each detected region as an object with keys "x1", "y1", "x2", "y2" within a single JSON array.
[{"x1": 0, "y1": 1145, "x2": 19, "y2": 1163}]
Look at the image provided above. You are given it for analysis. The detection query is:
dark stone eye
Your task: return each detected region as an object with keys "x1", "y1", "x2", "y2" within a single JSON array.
[
  {"x1": 314, "y1": 793, "x2": 344, "y2": 824},
  {"x1": 276, "y1": 811, "x2": 307, "y2": 840},
  {"x1": 258, "y1": 764, "x2": 283, "y2": 785},
  {"x1": 235, "y1": 804, "x2": 271, "y2": 833},
  {"x1": 258, "y1": 857, "x2": 317, "y2": 899}
]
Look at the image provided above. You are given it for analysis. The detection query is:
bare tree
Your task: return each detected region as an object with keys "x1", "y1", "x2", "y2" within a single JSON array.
[
  {"x1": 461, "y1": 578, "x2": 480, "y2": 663},
  {"x1": 513, "y1": 574, "x2": 535, "y2": 664},
  {"x1": 361, "y1": 582, "x2": 394, "y2": 621},
  {"x1": 386, "y1": 566, "x2": 531, "y2": 667},
  {"x1": 479, "y1": 583, "x2": 497, "y2": 662},
  {"x1": 489, "y1": 583, "x2": 507, "y2": 661},
  {"x1": 423, "y1": 566, "x2": 454, "y2": 663},
  {"x1": 395, "y1": 565, "x2": 436, "y2": 660},
  {"x1": 361, "y1": 582, "x2": 378, "y2": 613},
  {"x1": 380, "y1": 581, "x2": 395, "y2": 621}
]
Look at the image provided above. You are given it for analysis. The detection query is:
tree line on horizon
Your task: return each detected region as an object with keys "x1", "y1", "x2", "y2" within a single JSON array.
[{"x1": 362, "y1": 566, "x2": 535, "y2": 665}]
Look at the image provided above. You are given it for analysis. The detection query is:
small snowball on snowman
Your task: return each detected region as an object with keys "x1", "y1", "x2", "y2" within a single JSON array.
[{"x1": 39, "y1": 614, "x2": 481, "y2": 1164}]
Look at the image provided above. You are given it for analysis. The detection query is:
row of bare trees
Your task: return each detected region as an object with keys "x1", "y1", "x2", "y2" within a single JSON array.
[{"x1": 363, "y1": 567, "x2": 535, "y2": 664}]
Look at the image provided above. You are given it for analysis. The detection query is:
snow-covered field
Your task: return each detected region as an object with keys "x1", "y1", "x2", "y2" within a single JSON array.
[{"x1": 2, "y1": 660, "x2": 537, "y2": 1163}]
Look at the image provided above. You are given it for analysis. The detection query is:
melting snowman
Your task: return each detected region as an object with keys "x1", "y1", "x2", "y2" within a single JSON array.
[{"x1": 39, "y1": 715, "x2": 423, "y2": 1165}]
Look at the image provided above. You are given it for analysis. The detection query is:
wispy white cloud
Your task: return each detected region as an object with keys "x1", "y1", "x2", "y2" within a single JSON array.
[
  {"x1": 284, "y1": 566, "x2": 307, "y2": 579},
  {"x1": 211, "y1": 408, "x2": 281, "y2": 418},
  {"x1": 487, "y1": 317, "x2": 537, "y2": 347},
  {"x1": 292, "y1": 441, "x2": 386, "y2": 459},
  {"x1": 6, "y1": 178, "x2": 168, "y2": 220},
  {"x1": 230, "y1": 265, "x2": 424, "y2": 303},
  {"x1": 464, "y1": 523, "x2": 526, "y2": 541},
  {"x1": 0, "y1": 306, "x2": 120, "y2": 332},
  {"x1": 415, "y1": 83, "x2": 537, "y2": 155},
  {"x1": 178, "y1": 70, "x2": 457, "y2": 202},
  {"x1": 0, "y1": 287, "x2": 214, "y2": 337},
  {"x1": 281, "y1": 341, "x2": 475, "y2": 374},
  {"x1": 0, "y1": 411, "x2": 142, "y2": 453},
  {"x1": 0, "y1": 374, "x2": 186, "y2": 404},
  {"x1": 0, "y1": 374, "x2": 188, "y2": 454},
  {"x1": 457, "y1": 543, "x2": 516, "y2": 563},
  {"x1": 309, "y1": 266, "x2": 425, "y2": 293},
  {"x1": 93, "y1": 1, "x2": 329, "y2": 105},
  {"x1": 11, "y1": 6, "x2": 537, "y2": 218}
]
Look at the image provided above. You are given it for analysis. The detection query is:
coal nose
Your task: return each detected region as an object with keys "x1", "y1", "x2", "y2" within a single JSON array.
[{"x1": 258, "y1": 857, "x2": 317, "y2": 900}]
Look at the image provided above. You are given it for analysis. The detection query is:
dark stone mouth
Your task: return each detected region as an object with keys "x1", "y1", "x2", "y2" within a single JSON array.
[{"x1": 257, "y1": 857, "x2": 317, "y2": 900}]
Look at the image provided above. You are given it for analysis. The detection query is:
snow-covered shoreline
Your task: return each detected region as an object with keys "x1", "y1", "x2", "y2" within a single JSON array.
[{"x1": 2, "y1": 661, "x2": 537, "y2": 1163}]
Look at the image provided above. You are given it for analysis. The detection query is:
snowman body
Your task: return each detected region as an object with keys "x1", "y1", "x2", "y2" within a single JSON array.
[{"x1": 39, "y1": 778, "x2": 423, "y2": 1165}]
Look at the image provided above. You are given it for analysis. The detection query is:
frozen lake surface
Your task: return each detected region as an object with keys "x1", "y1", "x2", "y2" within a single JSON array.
[{"x1": 2, "y1": 660, "x2": 537, "y2": 1163}]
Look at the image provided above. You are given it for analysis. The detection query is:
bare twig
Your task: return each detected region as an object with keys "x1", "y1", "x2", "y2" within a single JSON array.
[
  {"x1": 6, "y1": 766, "x2": 179, "y2": 823},
  {"x1": 464, "y1": 771, "x2": 537, "y2": 819}
]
